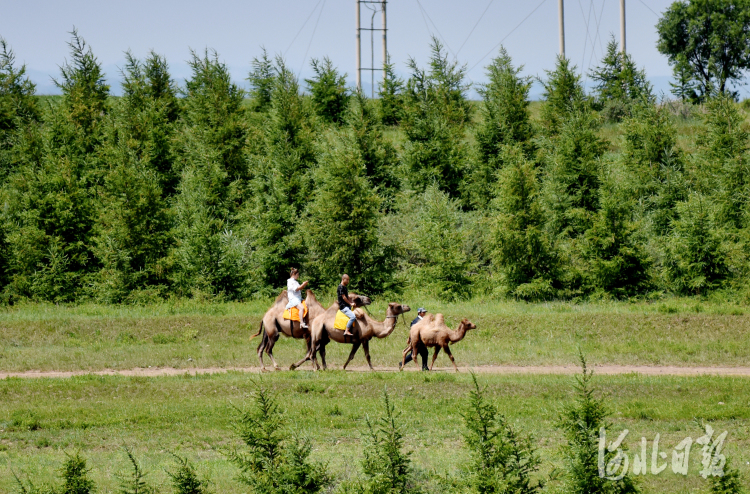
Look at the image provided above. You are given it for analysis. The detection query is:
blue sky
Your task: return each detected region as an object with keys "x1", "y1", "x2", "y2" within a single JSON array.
[{"x1": 1, "y1": 0, "x2": 708, "y2": 99}]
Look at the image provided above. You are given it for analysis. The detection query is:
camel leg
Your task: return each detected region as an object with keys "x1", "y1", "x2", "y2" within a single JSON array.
[
  {"x1": 430, "y1": 347, "x2": 441, "y2": 371},
  {"x1": 444, "y1": 346, "x2": 458, "y2": 372},
  {"x1": 290, "y1": 336, "x2": 312, "y2": 370},
  {"x1": 342, "y1": 341, "x2": 362, "y2": 370},
  {"x1": 400, "y1": 344, "x2": 411, "y2": 371},
  {"x1": 320, "y1": 343, "x2": 328, "y2": 370},
  {"x1": 362, "y1": 340, "x2": 374, "y2": 370},
  {"x1": 264, "y1": 333, "x2": 280, "y2": 371}
]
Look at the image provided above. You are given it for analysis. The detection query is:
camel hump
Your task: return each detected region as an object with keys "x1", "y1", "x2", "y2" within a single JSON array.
[
  {"x1": 273, "y1": 289, "x2": 287, "y2": 303},
  {"x1": 432, "y1": 313, "x2": 445, "y2": 326},
  {"x1": 353, "y1": 308, "x2": 365, "y2": 318}
]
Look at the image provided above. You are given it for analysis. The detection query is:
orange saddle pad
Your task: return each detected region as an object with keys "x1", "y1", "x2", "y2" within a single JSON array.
[{"x1": 283, "y1": 301, "x2": 308, "y2": 321}]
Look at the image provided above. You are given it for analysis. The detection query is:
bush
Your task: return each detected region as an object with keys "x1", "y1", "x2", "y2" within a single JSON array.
[
  {"x1": 228, "y1": 381, "x2": 332, "y2": 494},
  {"x1": 462, "y1": 374, "x2": 543, "y2": 494},
  {"x1": 167, "y1": 454, "x2": 211, "y2": 494}
]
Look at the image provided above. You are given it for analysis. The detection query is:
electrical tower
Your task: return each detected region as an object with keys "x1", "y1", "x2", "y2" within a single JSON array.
[{"x1": 356, "y1": 0, "x2": 387, "y2": 97}]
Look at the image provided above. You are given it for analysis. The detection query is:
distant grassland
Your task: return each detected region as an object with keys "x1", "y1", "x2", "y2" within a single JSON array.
[
  {"x1": 1, "y1": 372, "x2": 748, "y2": 493},
  {"x1": 0, "y1": 296, "x2": 748, "y2": 372}
]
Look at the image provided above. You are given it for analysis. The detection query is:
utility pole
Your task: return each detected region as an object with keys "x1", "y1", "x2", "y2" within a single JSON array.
[
  {"x1": 558, "y1": 0, "x2": 565, "y2": 57},
  {"x1": 382, "y1": 0, "x2": 387, "y2": 82},
  {"x1": 355, "y1": 0, "x2": 387, "y2": 96},
  {"x1": 620, "y1": 0, "x2": 626, "y2": 54},
  {"x1": 356, "y1": 0, "x2": 361, "y2": 90}
]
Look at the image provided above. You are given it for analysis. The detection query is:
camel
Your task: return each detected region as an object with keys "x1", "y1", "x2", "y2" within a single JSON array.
[
  {"x1": 251, "y1": 289, "x2": 371, "y2": 371},
  {"x1": 291, "y1": 302, "x2": 410, "y2": 371},
  {"x1": 400, "y1": 314, "x2": 476, "y2": 372}
]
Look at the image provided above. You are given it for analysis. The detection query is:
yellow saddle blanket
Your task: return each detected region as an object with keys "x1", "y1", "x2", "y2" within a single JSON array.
[
  {"x1": 283, "y1": 301, "x2": 308, "y2": 322},
  {"x1": 334, "y1": 310, "x2": 350, "y2": 331}
]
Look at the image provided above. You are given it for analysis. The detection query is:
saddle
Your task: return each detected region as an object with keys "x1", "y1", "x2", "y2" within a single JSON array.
[
  {"x1": 334, "y1": 310, "x2": 349, "y2": 331},
  {"x1": 283, "y1": 301, "x2": 308, "y2": 322}
]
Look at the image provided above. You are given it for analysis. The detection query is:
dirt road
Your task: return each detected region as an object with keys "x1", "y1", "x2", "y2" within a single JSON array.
[{"x1": 2, "y1": 364, "x2": 750, "y2": 379}]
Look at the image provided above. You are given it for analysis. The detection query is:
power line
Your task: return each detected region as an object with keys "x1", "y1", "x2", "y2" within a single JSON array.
[
  {"x1": 299, "y1": 0, "x2": 327, "y2": 75},
  {"x1": 455, "y1": 0, "x2": 495, "y2": 58},
  {"x1": 587, "y1": 0, "x2": 607, "y2": 75},
  {"x1": 636, "y1": 0, "x2": 659, "y2": 17},
  {"x1": 284, "y1": 0, "x2": 324, "y2": 57},
  {"x1": 468, "y1": 0, "x2": 549, "y2": 73},
  {"x1": 415, "y1": 0, "x2": 455, "y2": 56}
]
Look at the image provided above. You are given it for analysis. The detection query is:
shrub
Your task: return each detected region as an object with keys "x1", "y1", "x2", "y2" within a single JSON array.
[{"x1": 167, "y1": 454, "x2": 211, "y2": 494}]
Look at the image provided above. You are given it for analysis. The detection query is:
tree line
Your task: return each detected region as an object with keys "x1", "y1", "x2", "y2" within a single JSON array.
[{"x1": 0, "y1": 17, "x2": 749, "y2": 304}]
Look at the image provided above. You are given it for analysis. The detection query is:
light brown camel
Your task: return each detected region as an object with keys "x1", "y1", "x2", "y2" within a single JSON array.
[
  {"x1": 292, "y1": 302, "x2": 410, "y2": 371},
  {"x1": 251, "y1": 289, "x2": 371, "y2": 371},
  {"x1": 400, "y1": 314, "x2": 476, "y2": 372}
]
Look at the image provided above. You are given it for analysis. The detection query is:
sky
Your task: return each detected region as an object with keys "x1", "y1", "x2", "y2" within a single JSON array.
[{"x1": 0, "y1": 0, "x2": 708, "y2": 99}]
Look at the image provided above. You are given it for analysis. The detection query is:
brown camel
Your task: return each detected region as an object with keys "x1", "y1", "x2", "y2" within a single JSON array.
[
  {"x1": 400, "y1": 314, "x2": 476, "y2": 372},
  {"x1": 251, "y1": 289, "x2": 371, "y2": 371},
  {"x1": 292, "y1": 302, "x2": 410, "y2": 371}
]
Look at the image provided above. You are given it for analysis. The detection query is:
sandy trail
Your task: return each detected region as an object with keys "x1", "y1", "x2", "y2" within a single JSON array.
[{"x1": 2, "y1": 364, "x2": 750, "y2": 379}]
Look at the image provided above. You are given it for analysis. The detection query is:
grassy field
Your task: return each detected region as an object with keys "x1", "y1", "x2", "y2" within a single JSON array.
[
  {"x1": 1, "y1": 371, "x2": 749, "y2": 493},
  {"x1": 1, "y1": 296, "x2": 749, "y2": 373},
  {"x1": 2, "y1": 297, "x2": 749, "y2": 493}
]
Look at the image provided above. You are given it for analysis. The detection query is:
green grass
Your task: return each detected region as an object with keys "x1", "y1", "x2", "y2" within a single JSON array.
[
  {"x1": 1, "y1": 371, "x2": 748, "y2": 493},
  {"x1": 1, "y1": 297, "x2": 749, "y2": 372}
]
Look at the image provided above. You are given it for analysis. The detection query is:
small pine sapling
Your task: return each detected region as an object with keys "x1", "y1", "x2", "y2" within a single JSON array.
[{"x1": 167, "y1": 454, "x2": 210, "y2": 494}]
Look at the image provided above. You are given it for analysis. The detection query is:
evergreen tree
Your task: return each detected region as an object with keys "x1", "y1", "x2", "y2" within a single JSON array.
[
  {"x1": 59, "y1": 453, "x2": 96, "y2": 494},
  {"x1": 242, "y1": 58, "x2": 317, "y2": 291},
  {"x1": 305, "y1": 57, "x2": 349, "y2": 124},
  {"x1": 491, "y1": 145, "x2": 558, "y2": 300},
  {"x1": 168, "y1": 455, "x2": 211, "y2": 494},
  {"x1": 303, "y1": 132, "x2": 393, "y2": 293},
  {"x1": 666, "y1": 193, "x2": 729, "y2": 295},
  {"x1": 462, "y1": 374, "x2": 544, "y2": 494},
  {"x1": 582, "y1": 172, "x2": 652, "y2": 298},
  {"x1": 590, "y1": 37, "x2": 653, "y2": 122},
  {"x1": 669, "y1": 56, "x2": 698, "y2": 103},
  {"x1": 228, "y1": 382, "x2": 332, "y2": 494},
  {"x1": 0, "y1": 37, "x2": 41, "y2": 180},
  {"x1": 542, "y1": 111, "x2": 607, "y2": 239},
  {"x1": 539, "y1": 56, "x2": 587, "y2": 135},
  {"x1": 413, "y1": 185, "x2": 472, "y2": 301},
  {"x1": 2, "y1": 30, "x2": 108, "y2": 301},
  {"x1": 558, "y1": 355, "x2": 639, "y2": 494},
  {"x1": 355, "y1": 390, "x2": 421, "y2": 494},
  {"x1": 378, "y1": 59, "x2": 404, "y2": 126},
  {"x1": 709, "y1": 459, "x2": 745, "y2": 494},
  {"x1": 248, "y1": 47, "x2": 275, "y2": 112},
  {"x1": 116, "y1": 447, "x2": 155, "y2": 494},
  {"x1": 468, "y1": 47, "x2": 534, "y2": 210},
  {"x1": 694, "y1": 95, "x2": 750, "y2": 229},
  {"x1": 347, "y1": 91, "x2": 399, "y2": 210}
]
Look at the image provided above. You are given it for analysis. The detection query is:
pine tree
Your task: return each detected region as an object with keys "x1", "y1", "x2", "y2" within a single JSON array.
[
  {"x1": 59, "y1": 453, "x2": 96, "y2": 494},
  {"x1": 491, "y1": 145, "x2": 558, "y2": 300},
  {"x1": 669, "y1": 56, "x2": 698, "y2": 103},
  {"x1": 116, "y1": 447, "x2": 155, "y2": 494},
  {"x1": 378, "y1": 59, "x2": 404, "y2": 126},
  {"x1": 242, "y1": 58, "x2": 317, "y2": 291},
  {"x1": 248, "y1": 47, "x2": 275, "y2": 112},
  {"x1": 582, "y1": 171, "x2": 652, "y2": 298},
  {"x1": 303, "y1": 132, "x2": 394, "y2": 293},
  {"x1": 305, "y1": 57, "x2": 350, "y2": 124},
  {"x1": 590, "y1": 36, "x2": 653, "y2": 121},
  {"x1": 468, "y1": 47, "x2": 534, "y2": 210},
  {"x1": 558, "y1": 354, "x2": 639, "y2": 494},
  {"x1": 228, "y1": 382, "x2": 332, "y2": 494},
  {"x1": 666, "y1": 193, "x2": 729, "y2": 295},
  {"x1": 539, "y1": 56, "x2": 587, "y2": 135},
  {"x1": 462, "y1": 374, "x2": 544, "y2": 494},
  {"x1": 347, "y1": 91, "x2": 400, "y2": 210},
  {"x1": 168, "y1": 455, "x2": 211, "y2": 494},
  {"x1": 542, "y1": 111, "x2": 607, "y2": 239}
]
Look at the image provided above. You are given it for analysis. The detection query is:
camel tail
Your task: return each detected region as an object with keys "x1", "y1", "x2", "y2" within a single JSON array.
[
  {"x1": 254, "y1": 321, "x2": 268, "y2": 353},
  {"x1": 250, "y1": 320, "x2": 264, "y2": 341}
]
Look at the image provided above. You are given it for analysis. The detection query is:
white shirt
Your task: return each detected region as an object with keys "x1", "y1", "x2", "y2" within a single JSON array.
[{"x1": 286, "y1": 278, "x2": 302, "y2": 308}]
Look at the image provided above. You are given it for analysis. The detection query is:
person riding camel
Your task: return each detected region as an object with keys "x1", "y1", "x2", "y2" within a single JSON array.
[
  {"x1": 337, "y1": 274, "x2": 357, "y2": 336},
  {"x1": 285, "y1": 268, "x2": 309, "y2": 329}
]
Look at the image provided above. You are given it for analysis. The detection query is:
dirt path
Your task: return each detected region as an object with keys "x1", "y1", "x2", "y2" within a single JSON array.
[{"x1": 3, "y1": 364, "x2": 750, "y2": 380}]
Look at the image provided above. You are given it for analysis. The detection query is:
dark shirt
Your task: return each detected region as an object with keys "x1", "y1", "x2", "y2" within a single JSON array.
[
  {"x1": 410, "y1": 315, "x2": 423, "y2": 327},
  {"x1": 337, "y1": 283, "x2": 350, "y2": 310}
]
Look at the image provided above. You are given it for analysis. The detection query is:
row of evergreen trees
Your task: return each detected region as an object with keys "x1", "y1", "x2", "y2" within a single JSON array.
[
  {"x1": 14, "y1": 365, "x2": 744, "y2": 494},
  {"x1": 1, "y1": 31, "x2": 749, "y2": 303}
]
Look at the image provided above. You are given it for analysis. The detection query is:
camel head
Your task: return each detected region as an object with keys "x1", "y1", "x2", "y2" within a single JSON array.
[
  {"x1": 350, "y1": 294, "x2": 372, "y2": 307},
  {"x1": 460, "y1": 318, "x2": 477, "y2": 332},
  {"x1": 387, "y1": 302, "x2": 411, "y2": 316}
]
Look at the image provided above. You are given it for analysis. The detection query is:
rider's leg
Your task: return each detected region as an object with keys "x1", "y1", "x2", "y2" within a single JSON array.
[
  {"x1": 295, "y1": 303, "x2": 308, "y2": 328},
  {"x1": 341, "y1": 307, "x2": 356, "y2": 334}
]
